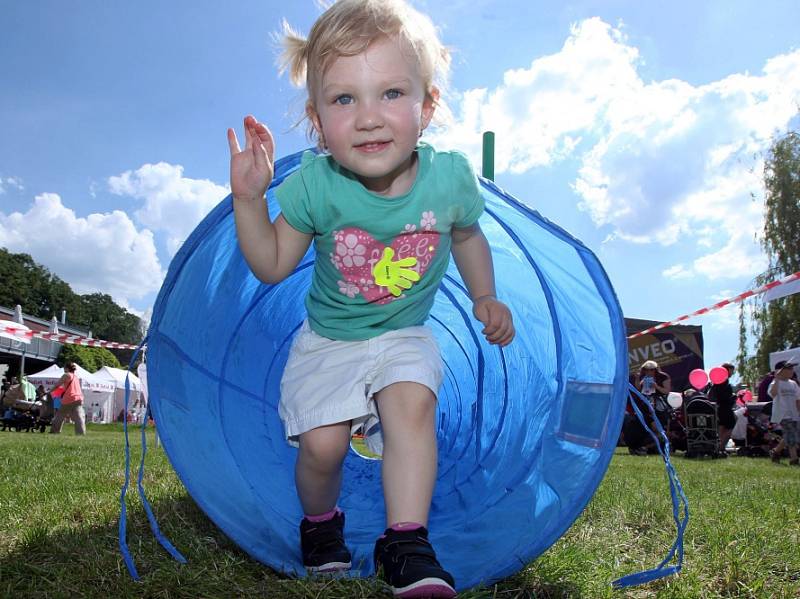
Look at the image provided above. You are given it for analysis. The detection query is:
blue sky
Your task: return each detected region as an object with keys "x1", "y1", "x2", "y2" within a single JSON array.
[{"x1": 2, "y1": 0, "x2": 799, "y2": 371}]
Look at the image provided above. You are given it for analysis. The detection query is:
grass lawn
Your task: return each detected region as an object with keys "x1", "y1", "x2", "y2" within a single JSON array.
[{"x1": 1, "y1": 424, "x2": 799, "y2": 598}]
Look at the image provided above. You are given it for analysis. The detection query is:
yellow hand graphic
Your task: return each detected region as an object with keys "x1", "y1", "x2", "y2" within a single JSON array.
[{"x1": 372, "y1": 247, "x2": 420, "y2": 297}]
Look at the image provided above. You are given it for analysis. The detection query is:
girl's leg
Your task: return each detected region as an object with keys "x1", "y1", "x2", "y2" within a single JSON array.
[
  {"x1": 375, "y1": 382, "x2": 437, "y2": 526},
  {"x1": 295, "y1": 421, "x2": 352, "y2": 515}
]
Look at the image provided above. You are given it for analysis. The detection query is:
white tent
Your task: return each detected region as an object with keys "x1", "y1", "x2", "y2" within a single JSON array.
[
  {"x1": 27, "y1": 364, "x2": 115, "y2": 393},
  {"x1": 93, "y1": 366, "x2": 148, "y2": 423},
  {"x1": 770, "y1": 348, "x2": 800, "y2": 377},
  {"x1": 27, "y1": 364, "x2": 117, "y2": 423}
]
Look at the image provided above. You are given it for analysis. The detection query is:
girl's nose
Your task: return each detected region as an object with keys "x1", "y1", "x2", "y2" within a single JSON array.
[{"x1": 355, "y1": 101, "x2": 383, "y2": 130}]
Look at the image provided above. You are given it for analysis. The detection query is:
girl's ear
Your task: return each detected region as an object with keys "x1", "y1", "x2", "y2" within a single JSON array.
[
  {"x1": 306, "y1": 101, "x2": 326, "y2": 149},
  {"x1": 420, "y1": 86, "x2": 439, "y2": 132}
]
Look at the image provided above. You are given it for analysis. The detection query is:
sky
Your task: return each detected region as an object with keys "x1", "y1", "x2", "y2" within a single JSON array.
[{"x1": 2, "y1": 0, "x2": 799, "y2": 373}]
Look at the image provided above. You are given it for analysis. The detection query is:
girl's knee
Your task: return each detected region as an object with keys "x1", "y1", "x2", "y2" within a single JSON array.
[{"x1": 298, "y1": 426, "x2": 350, "y2": 468}]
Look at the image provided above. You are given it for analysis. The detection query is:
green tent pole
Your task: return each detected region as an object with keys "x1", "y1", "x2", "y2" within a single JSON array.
[{"x1": 482, "y1": 131, "x2": 495, "y2": 181}]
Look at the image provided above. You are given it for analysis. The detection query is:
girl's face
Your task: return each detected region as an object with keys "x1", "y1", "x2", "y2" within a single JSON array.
[{"x1": 308, "y1": 36, "x2": 437, "y2": 197}]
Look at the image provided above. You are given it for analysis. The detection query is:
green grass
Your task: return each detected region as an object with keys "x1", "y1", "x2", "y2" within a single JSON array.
[{"x1": 1, "y1": 425, "x2": 799, "y2": 598}]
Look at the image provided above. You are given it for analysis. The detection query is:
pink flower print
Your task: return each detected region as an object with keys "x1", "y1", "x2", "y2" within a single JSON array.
[
  {"x1": 359, "y1": 277, "x2": 374, "y2": 293},
  {"x1": 403, "y1": 223, "x2": 417, "y2": 233},
  {"x1": 337, "y1": 280, "x2": 359, "y2": 298},
  {"x1": 421, "y1": 211, "x2": 437, "y2": 231},
  {"x1": 336, "y1": 233, "x2": 367, "y2": 268}
]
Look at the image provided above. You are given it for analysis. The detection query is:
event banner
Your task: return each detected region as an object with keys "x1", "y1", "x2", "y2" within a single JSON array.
[{"x1": 626, "y1": 319, "x2": 704, "y2": 392}]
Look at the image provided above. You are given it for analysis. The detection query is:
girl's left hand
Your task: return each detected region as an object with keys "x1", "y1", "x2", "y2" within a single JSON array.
[{"x1": 473, "y1": 297, "x2": 515, "y2": 346}]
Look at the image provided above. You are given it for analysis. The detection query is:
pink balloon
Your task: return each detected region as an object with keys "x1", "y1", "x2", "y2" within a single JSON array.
[
  {"x1": 742, "y1": 390, "x2": 753, "y2": 403},
  {"x1": 709, "y1": 366, "x2": 729, "y2": 385},
  {"x1": 689, "y1": 368, "x2": 709, "y2": 390}
]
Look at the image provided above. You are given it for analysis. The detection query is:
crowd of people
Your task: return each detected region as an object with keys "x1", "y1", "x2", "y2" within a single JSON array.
[{"x1": 623, "y1": 357, "x2": 800, "y2": 464}]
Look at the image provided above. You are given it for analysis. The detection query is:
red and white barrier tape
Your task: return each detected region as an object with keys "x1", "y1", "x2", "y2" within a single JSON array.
[
  {"x1": 0, "y1": 324, "x2": 142, "y2": 350},
  {"x1": 628, "y1": 270, "x2": 800, "y2": 339},
  {"x1": 5, "y1": 270, "x2": 799, "y2": 347}
]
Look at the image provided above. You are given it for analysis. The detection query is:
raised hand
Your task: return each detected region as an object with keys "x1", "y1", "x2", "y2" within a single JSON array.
[
  {"x1": 372, "y1": 247, "x2": 420, "y2": 297},
  {"x1": 227, "y1": 115, "x2": 275, "y2": 202},
  {"x1": 472, "y1": 296, "x2": 515, "y2": 346}
]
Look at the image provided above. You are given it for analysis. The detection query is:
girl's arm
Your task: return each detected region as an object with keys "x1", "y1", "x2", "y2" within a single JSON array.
[
  {"x1": 656, "y1": 376, "x2": 671, "y2": 395},
  {"x1": 451, "y1": 223, "x2": 514, "y2": 346},
  {"x1": 767, "y1": 379, "x2": 777, "y2": 399},
  {"x1": 228, "y1": 116, "x2": 312, "y2": 283}
]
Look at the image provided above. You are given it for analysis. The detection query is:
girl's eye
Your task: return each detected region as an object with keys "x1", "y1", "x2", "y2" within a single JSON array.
[
  {"x1": 334, "y1": 94, "x2": 354, "y2": 105},
  {"x1": 385, "y1": 89, "x2": 402, "y2": 100}
]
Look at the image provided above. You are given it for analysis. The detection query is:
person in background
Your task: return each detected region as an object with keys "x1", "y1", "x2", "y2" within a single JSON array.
[
  {"x1": 625, "y1": 360, "x2": 672, "y2": 455},
  {"x1": 768, "y1": 360, "x2": 800, "y2": 465},
  {"x1": 708, "y1": 362, "x2": 736, "y2": 455},
  {"x1": 49, "y1": 362, "x2": 86, "y2": 435},
  {"x1": 757, "y1": 366, "x2": 777, "y2": 402},
  {"x1": 635, "y1": 360, "x2": 672, "y2": 400}
]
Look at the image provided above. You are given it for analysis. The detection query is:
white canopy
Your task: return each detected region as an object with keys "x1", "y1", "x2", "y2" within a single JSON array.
[
  {"x1": 770, "y1": 348, "x2": 800, "y2": 376},
  {"x1": 93, "y1": 366, "x2": 144, "y2": 391},
  {"x1": 92, "y1": 365, "x2": 147, "y2": 423},
  {"x1": 27, "y1": 364, "x2": 115, "y2": 394},
  {"x1": 764, "y1": 278, "x2": 800, "y2": 302}
]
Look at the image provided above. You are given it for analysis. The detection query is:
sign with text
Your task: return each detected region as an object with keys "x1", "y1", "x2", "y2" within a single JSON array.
[{"x1": 626, "y1": 319, "x2": 704, "y2": 392}]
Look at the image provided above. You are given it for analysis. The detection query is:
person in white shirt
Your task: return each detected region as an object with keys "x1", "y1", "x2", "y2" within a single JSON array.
[{"x1": 768, "y1": 360, "x2": 800, "y2": 465}]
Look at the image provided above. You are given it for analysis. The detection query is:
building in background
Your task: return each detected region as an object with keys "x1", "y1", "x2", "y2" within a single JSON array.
[{"x1": 0, "y1": 305, "x2": 89, "y2": 379}]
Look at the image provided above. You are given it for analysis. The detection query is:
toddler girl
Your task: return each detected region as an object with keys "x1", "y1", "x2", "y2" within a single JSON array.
[{"x1": 228, "y1": 1, "x2": 514, "y2": 596}]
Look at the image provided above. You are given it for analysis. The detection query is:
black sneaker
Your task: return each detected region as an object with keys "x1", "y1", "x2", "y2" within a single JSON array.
[
  {"x1": 300, "y1": 511, "x2": 352, "y2": 573},
  {"x1": 374, "y1": 527, "x2": 456, "y2": 598}
]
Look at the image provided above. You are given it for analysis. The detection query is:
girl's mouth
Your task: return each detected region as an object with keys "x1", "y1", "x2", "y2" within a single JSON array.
[{"x1": 355, "y1": 141, "x2": 390, "y2": 153}]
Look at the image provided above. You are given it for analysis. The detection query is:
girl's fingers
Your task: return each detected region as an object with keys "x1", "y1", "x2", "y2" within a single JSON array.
[
  {"x1": 227, "y1": 128, "x2": 241, "y2": 155},
  {"x1": 243, "y1": 122, "x2": 254, "y2": 150},
  {"x1": 260, "y1": 124, "x2": 276, "y2": 161},
  {"x1": 253, "y1": 135, "x2": 269, "y2": 169}
]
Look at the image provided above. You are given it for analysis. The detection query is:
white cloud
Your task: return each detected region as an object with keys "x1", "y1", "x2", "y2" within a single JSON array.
[
  {"x1": 704, "y1": 290, "x2": 742, "y2": 331},
  {"x1": 430, "y1": 18, "x2": 642, "y2": 174},
  {"x1": 0, "y1": 193, "x2": 164, "y2": 304},
  {"x1": 108, "y1": 162, "x2": 229, "y2": 255},
  {"x1": 0, "y1": 176, "x2": 24, "y2": 194},
  {"x1": 430, "y1": 17, "x2": 800, "y2": 283},
  {"x1": 662, "y1": 264, "x2": 692, "y2": 280}
]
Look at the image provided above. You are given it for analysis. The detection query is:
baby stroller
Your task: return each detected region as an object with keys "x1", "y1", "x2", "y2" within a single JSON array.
[
  {"x1": 0, "y1": 397, "x2": 52, "y2": 433},
  {"x1": 731, "y1": 402, "x2": 772, "y2": 457},
  {"x1": 683, "y1": 392, "x2": 720, "y2": 458},
  {"x1": 1, "y1": 405, "x2": 37, "y2": 432}
]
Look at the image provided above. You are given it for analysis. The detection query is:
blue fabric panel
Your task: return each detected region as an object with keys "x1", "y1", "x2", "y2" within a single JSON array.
[{"x1": 147, "y1": 150, "x2": 629, "y2": 591}]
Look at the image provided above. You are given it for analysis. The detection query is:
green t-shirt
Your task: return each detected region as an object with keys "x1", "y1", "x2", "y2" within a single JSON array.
[{"x1": 275, "y1": 143, "x2": 483, "y2": 341}]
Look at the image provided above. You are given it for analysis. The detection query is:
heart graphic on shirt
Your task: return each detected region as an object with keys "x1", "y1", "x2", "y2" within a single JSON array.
[{"x1": 330, "y1": 226, "x2": 440, "y2": 304}]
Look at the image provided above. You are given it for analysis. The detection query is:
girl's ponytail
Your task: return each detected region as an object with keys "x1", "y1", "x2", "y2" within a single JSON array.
[{"x1": 276, "y1": 20, "x2": 309, "y2": 88}]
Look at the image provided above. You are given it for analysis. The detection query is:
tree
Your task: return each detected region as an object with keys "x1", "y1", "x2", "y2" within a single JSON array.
[
  {"x1": 58, "y1": 345, "x2": 121, "y2": 372},
  {"x1": 0, "y1": 249, "x2": 81, "y2": 320},
  {"x1": 737, "y1": 129, "x2": 800, "y2": 384},
  {"x1": 0, "y1": 248, "x2": 143, "y2": 344},
  {"x1": 75, "y1": 293, "x2": 143, "y2": 344}
]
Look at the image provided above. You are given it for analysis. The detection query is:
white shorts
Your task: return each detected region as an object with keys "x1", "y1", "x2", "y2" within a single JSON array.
[{"x1": 279, "y1": 321, "x2": 444, "y2": 455}]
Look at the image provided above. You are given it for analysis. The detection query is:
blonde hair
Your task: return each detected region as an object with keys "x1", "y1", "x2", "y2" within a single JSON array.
[{"x1": 278, "y1": 0, "x2": 451, "y2": 142}]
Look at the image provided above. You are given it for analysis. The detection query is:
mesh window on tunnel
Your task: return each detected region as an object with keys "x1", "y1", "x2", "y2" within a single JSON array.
[{"x1": 557, "y1": 380, "x2": 615, "y2": 448}]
